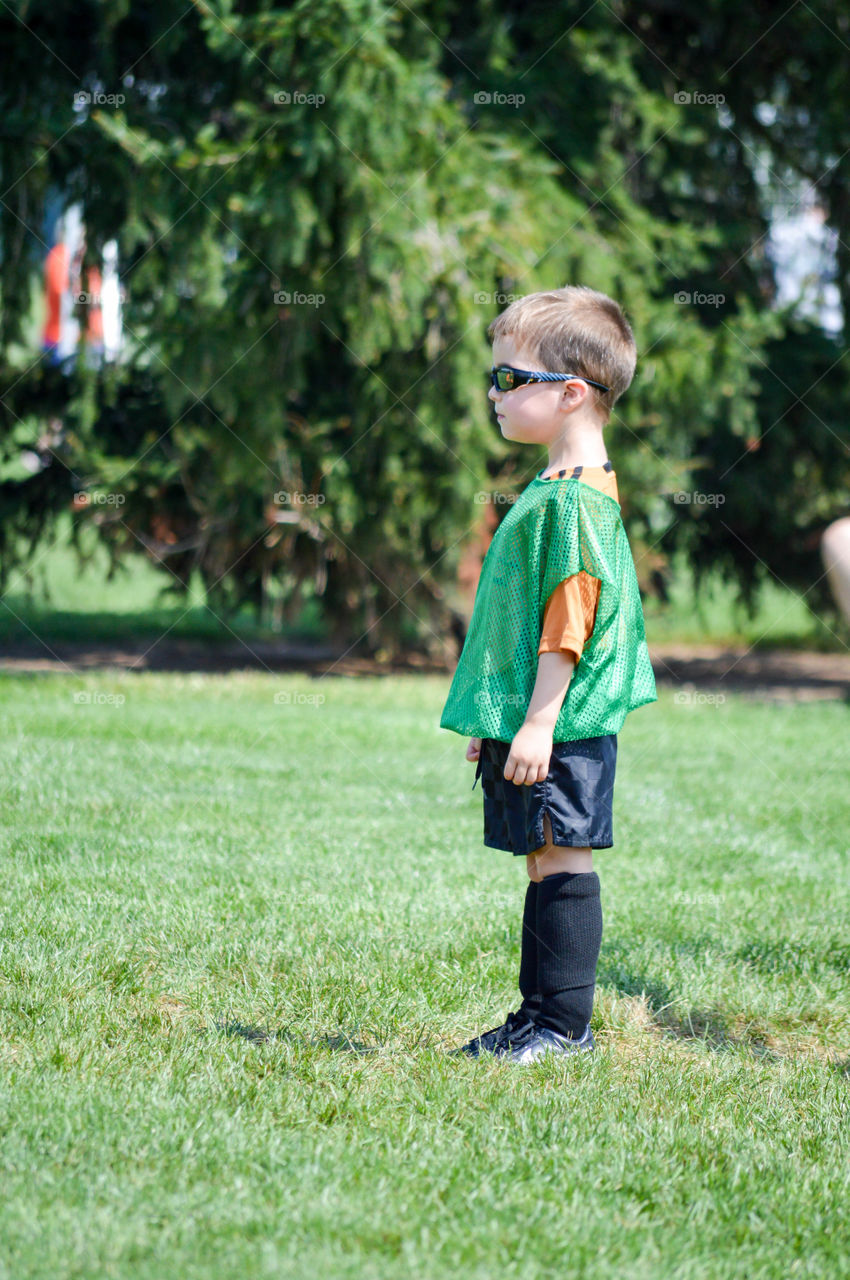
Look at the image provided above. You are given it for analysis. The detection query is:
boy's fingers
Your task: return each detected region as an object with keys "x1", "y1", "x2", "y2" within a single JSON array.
[
  {"x1": 506, "y1": 758, "x2": 545, "y2": 785},
  {"x1": 506, "y1": 757, "x2": 528, "y2": 785}
]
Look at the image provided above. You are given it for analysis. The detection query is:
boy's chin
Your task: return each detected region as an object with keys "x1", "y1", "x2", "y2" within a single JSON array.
[{"x1": 500, "y1": 422, "x2": 542, "y2": 444}]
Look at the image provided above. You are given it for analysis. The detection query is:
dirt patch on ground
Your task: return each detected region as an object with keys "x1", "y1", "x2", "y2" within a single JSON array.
[
  {"x1": 647, "y1": 643, "x2": 850, "y2": 702},
  {"x1": 1, "y1": 637, "x2": 849, "y2": 701}
]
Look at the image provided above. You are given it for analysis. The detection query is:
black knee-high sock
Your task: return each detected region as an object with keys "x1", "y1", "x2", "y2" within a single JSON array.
[
  {"x1": 536, "y1": 871, "x2": 602, "y2": 1038},
  {"x1": 518, "y1": 880, "x2": 542, "y2": 1020}
]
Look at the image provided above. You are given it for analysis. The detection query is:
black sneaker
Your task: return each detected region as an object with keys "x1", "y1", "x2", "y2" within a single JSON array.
[
  {"x1": 496, "y1": 1021, "x2": 595, "y2": 1064},
  {"x1": 452, "y1": 1009, "x2": 536, "y2": 1058}
]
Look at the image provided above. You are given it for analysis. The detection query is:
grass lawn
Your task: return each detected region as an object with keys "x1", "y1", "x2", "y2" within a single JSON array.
[{"x1": 0, "y1": 671, "x2": 848, "y2": 1279}]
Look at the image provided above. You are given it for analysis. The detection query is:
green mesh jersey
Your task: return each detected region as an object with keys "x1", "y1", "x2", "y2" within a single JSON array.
[{"x1": 439, "y1": 470, "x2": 657, "y2": 742}]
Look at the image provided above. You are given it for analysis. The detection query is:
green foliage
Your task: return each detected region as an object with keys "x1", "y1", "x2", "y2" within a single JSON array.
[{"x1": 1, "y1": 0, "x2": 848, "y2": 651}]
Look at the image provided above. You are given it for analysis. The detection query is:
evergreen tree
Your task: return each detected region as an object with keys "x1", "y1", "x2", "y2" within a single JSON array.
[{"x1": 1, "y1": 0, "x2": 847, "y2": 652}]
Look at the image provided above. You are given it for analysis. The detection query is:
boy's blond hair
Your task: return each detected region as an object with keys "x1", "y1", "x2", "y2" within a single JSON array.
[{"x1": 487, "y1": 285, "x2": 637, "y2": 423}]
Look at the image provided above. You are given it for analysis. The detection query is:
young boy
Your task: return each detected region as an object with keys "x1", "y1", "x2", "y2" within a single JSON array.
[{"x1": 440, "y1": 285, "x2": 657, "y2": 1063}]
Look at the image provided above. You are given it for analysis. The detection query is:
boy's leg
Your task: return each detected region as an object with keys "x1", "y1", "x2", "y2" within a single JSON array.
[
  {"x1": 517, "y1": 879, "x2": 542, "y2": 1020},
  {"x1": 526, "y1": 812, "x2": 592, "y2": 880},
  {"x1": 528, "y1": 812, "x2": 602, "y2": 1039}
]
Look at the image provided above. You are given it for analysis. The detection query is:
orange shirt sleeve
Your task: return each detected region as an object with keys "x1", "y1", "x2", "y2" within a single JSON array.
[
  {"x1": 536, "y1": 464, "x2": 616, "y2": 661},
  {"x1": 538, "y1": 570, "x2": 601, "y2": 662}
]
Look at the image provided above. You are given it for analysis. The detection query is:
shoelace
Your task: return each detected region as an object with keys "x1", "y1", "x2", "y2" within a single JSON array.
[{"x1": 499, "y1": 1013, "x2": 537, "y2": 1046}]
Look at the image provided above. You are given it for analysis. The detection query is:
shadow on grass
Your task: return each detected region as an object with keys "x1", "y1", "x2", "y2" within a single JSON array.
[
  {"x1": 598, "y1": 965, "x2": 788, "y2": 1059},
  {"x1": 599, "y1": 945, "x2": 847, "y2": 1065},
  {"x1": 214, "y1": 1018, "x2": 378, "y2": 1055},
  {"x1": 214, "y1": 928, "x2": 849, "y2": 1067}
]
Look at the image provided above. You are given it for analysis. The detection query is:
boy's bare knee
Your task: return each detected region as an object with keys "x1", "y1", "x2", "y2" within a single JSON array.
[
  {"x1": 526, "y1": 854, "x2": 544, "y2": 882},
  {"x1": 525, "y1": 811, "x2": 554, "y2": 880},
  {"x1": 526, "y1": 810, "x2": 593, "y2": 877}
]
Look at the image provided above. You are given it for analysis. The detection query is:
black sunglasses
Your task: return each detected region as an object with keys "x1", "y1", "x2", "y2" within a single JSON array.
[{"x1": 489, "y1": 365, "x2": 610, "y2": 394}]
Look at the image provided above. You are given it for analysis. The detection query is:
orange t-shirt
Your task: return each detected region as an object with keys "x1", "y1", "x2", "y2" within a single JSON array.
[{"x1": 537, "y1": 463, "x2": 620, "y2": 664}]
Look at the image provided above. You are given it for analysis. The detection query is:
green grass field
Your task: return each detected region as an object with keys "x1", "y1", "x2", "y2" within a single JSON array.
[{"x1": 1, "y1": 671, "x2": 848, "y2": 1279}]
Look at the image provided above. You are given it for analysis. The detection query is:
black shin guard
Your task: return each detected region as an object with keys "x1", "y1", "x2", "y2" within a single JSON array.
[
  {"x1": 518, "y1": 880, "x2": 542, "y2": 1019},
  {"x1": 536, "y1": 870, "x2": 602, "y2": 1038}
]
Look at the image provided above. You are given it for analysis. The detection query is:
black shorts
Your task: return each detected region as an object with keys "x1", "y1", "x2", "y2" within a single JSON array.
[{"x1": 471, "y1": 734, "x2": 617, "y2": 855}]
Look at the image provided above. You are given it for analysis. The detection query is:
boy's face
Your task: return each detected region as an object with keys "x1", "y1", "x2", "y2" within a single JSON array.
[{"x1": 489, "y1": 333, "x2": 599, "y2": 444}]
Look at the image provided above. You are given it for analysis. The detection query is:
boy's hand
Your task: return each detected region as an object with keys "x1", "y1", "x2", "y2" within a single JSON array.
[
  {"x1": 466, "y1": 737, "x2": 482, "y2": 762},
  {"x1": 504, "y1": 723, "x2": 553, "y2": 786}
]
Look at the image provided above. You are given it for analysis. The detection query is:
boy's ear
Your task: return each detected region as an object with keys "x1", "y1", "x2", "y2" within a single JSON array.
[{"x1": 559, "y1": 380, "x2": 589, "y2": 410}]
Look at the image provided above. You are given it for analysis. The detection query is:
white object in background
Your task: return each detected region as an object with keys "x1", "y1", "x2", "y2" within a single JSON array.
[
  {"x1": 820, "y1": 519, "x2": 850, "y2": 627},
  {"x1": 101, "y1": 239, "x2": 123, "y2": 361},
  {"x1": 56, "y1": 202, "x2": 84, "y2": 359}
]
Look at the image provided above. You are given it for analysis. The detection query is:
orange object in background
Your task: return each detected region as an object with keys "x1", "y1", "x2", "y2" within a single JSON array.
[
  {"x1": 42, "y1": 241, "x2": 69, "y2": 348},
  {"x1": 42, "y1": 240, "x2": 103, "y2": 352}
]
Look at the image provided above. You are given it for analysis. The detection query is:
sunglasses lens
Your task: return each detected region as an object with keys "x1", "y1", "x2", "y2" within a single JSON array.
[{"x1": 495, "y1": 369, "x2": 514, "y2": 391}]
